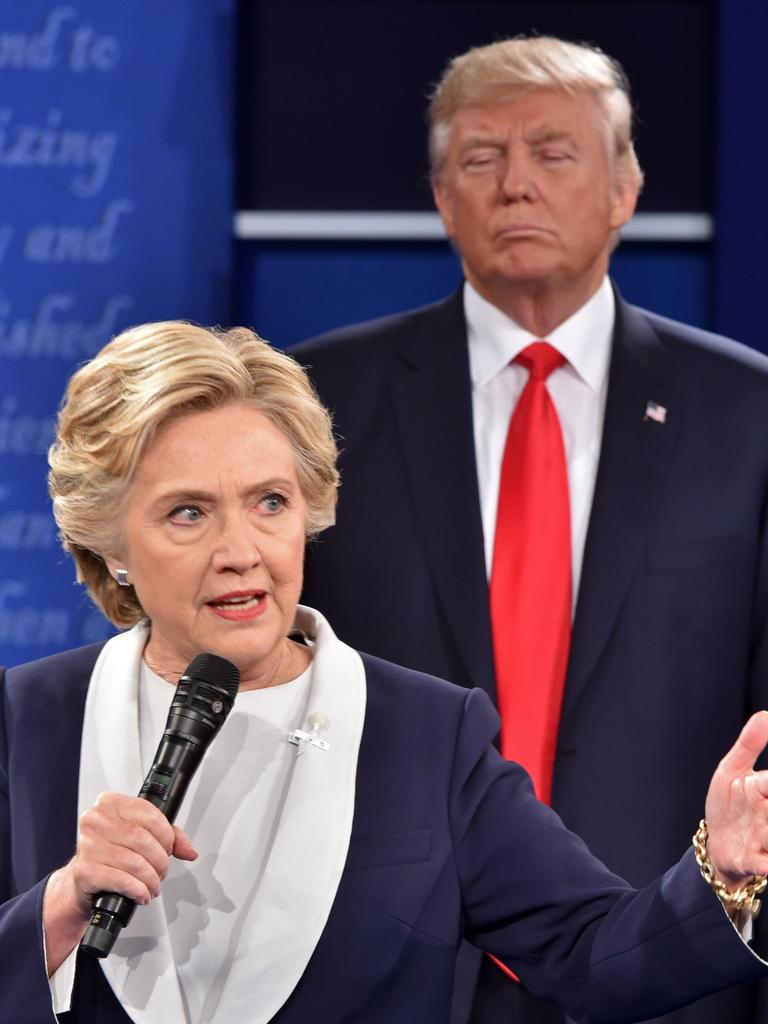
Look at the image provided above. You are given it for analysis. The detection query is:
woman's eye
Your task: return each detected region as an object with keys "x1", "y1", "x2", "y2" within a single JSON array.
[
  {"x1": 169, "y1": 505, "x2": 203, "y2": 524},
  {"x1": 261, "y1": 492, "x2": 286, "y2": 513}
]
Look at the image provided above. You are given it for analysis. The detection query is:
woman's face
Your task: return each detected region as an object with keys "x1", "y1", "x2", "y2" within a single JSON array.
[{"x1": 108, "y1": 402, "x2": 308, "y2": 689}]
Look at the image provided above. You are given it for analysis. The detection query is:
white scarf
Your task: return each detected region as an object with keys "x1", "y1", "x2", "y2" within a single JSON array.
[{"x1": 76, "y1": 606, "x2": 367, "y2": 1023}]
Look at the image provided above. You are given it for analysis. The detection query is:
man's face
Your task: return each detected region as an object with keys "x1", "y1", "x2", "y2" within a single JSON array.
[{"x1": 432, "y1": 88, "x2": 639, "y2": 309}]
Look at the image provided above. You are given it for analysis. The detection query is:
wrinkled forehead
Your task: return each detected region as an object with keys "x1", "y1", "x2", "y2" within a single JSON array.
[{"x1": 433, "y1": 87, "x2": 609, "y2": 156}]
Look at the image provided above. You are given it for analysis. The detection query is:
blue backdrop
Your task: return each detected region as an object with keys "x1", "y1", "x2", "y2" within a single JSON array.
[{"x1": 0, "y1": 2, "x2": 234, "y2": 665}]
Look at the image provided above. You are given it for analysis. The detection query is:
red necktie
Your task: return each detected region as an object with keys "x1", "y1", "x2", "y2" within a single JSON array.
[{"x1": 489, "y1": 341, "x2": 571, "y2": 805}]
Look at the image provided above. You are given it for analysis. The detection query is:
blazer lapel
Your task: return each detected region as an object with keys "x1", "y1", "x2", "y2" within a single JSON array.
[
  {"x1": 389, "y1": 292, "x2": 496, "y2": 700},
  {"x1": 562, "y1": 297, "x2": 681, "y2": 719},
  {"x1": 209, "y1": 607, "x2": 366, "y2": 1023}
]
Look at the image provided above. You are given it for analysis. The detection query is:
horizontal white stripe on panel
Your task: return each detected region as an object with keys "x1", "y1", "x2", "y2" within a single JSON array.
[
  {"x1": 234, "y1": 211, "x2": 443, "y2": 240},
  {"x1": 234, "y1": 210, "x2": 713, "y2": 242}
]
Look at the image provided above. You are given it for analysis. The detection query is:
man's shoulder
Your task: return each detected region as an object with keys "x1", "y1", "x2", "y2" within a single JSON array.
[
  {"x1": 291, "y1": 290, "x2": 463, "y2": 368},
  {"x1": 623, "y1": 300, "x2": 768, "y2": 381}
]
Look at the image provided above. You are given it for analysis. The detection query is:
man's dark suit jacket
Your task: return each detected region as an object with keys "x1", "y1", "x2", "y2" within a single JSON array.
[
  {"x1": 0, "y1": 642, "x2": 766, "y2": 1023},
  {"x1": 293, "y1": 288, "x2": 768, "y2": 1024}
]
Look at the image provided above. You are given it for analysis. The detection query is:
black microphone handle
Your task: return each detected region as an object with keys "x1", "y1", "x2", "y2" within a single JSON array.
[{"x1": 79, "y1": 654, "x2": 239, "y2": 959}]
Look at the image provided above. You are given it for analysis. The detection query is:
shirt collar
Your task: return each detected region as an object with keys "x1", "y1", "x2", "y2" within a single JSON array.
[{"x1": 465, "y1": 277, "x2": 615, "y2": 392}]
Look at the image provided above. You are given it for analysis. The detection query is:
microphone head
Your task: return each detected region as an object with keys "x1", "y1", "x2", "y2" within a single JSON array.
[
  {"x1": 307, "y1": 711, "x2": 328, "y2": 731},
  {"x1": 167, "y1": 654, "x2": 241, "y2": 743},
  {"x1": 185, "y1": 653, "x2": 240, "y2": 699}
]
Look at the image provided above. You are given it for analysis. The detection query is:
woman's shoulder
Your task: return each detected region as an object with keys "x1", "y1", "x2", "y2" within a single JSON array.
[
  {"x1": 2, "y1": 640, "x2": 107, "y2": 694},
  {"x1": 359, "y1": 651, "x2": 496, "y2": 727},
  {"x1": 355, "y1": 652, "x2": 504, "y2": 792},
  {"x1": 0, "y1": 641, "x2": 106, "y2": 748},
  {"x1": 360, "y1": 650, "x2": 467, "y2": 694}
]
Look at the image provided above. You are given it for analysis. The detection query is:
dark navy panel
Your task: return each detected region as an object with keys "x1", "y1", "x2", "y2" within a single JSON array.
[
  {"x1": 233, "y1": 240, "x2": 462, "y2": 346},
  {"x1": 612, "y1": 245, "x2": 712, "y2": 331},
  {"x1": 714, "y1": 0, "x2": 768, "y2": 353},
  {"x1": 234, "y1": 241, "x2": 711, "y2": 349}
]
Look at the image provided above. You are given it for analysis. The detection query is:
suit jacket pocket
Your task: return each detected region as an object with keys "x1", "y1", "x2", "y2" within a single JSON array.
[
  {"x1": 345, "y1": 829, "x2": 432, "y2": 871},
  {"x1": 645, "y1": 536, "x2": 745, "y2": 574}
]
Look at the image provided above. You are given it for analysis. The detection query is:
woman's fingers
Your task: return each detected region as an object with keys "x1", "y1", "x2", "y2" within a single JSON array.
[
  {"x1": 43, "y1": 791, "x2": 200, "y2": 975},
  {"x1": 68, "y1": 791, "x2": 189, "y2": 912},
  {"x1": 172, "y1": 826, "x2": 199, "y2": 862}
]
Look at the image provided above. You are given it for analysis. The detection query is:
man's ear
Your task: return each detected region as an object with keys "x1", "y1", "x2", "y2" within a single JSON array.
[
  {"x1": 432, "y1": 175, "x2": 456, "y2": 238},
  {"x1": 609, "y1": 174, "x2": 640, "y2": 233}
]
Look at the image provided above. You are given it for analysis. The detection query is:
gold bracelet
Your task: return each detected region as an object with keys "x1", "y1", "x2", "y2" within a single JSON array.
[{"x1": 692, "y1": 819, "x2": 767, "y2": 917}]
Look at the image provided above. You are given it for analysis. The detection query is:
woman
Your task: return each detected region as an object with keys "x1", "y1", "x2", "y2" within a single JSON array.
[{"x1": 1, "y1": 321, "x2": 767, "y2": 1024}]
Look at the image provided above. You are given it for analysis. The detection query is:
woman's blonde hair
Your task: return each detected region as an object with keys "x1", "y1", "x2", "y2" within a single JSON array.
[
  {"x1": 49, "y1": 321, "x2": 339, "y2": 627},
  {"x1": 429, "y1": 35, "x2": 643, "y2": 192}
]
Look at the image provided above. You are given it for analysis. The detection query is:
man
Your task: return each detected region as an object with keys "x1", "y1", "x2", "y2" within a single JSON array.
[{"x1": 293, "y1": 36, "x2": 768, "y2": 1024}]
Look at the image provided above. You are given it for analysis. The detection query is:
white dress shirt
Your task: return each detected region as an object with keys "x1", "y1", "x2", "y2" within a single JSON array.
[{"x1": 466, "y1": 277, "x2": 615, "y2": 608}]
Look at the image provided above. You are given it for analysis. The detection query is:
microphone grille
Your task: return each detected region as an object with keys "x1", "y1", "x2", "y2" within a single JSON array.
[
  {"x1": 185, "y1": 653, "x2": 241, "y2": 698},
  {"x1": 307, "y1": 711, "x2": 328, "y2": 731}
]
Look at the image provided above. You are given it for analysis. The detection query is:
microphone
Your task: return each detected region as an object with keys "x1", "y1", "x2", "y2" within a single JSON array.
[
  {"x1": 287, "y1": 710, "x2": 330, "y2": 753},
  {"x1": 80, "y1": 652, "x2": 240, "y2": 958}
]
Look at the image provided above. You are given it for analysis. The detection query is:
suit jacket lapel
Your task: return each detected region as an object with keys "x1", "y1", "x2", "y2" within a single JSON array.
[
  {"x1": 389, "y1": 292, "x2": 496, "y2": 700},
  {"x1": 562, "y1": 296, "x2": 681, "y2": 720}
]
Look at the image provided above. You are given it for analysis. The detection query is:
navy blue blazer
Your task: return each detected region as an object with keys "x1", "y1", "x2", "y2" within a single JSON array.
[
  {"x1": 293, "y1": 288, "x2": 768, "y2": 1023},
  {"x1": 1, "y1": 643, "x2": 766, "y2": 1023}
]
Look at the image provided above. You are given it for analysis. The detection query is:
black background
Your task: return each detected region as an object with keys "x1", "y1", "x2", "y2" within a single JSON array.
[{"x1": 236, "y1": 0, "x2": 714, "y2": 212}]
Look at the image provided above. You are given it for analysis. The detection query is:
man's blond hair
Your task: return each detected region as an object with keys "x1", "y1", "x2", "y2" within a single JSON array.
[{"x1": 429, "y1": 35, "x2": 643, "y2": 191}]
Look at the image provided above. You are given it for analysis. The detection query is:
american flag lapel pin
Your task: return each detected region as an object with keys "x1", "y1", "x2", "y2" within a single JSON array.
[{"x1": 644, "y1": 400, "x2": 667, "y2": 424}]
